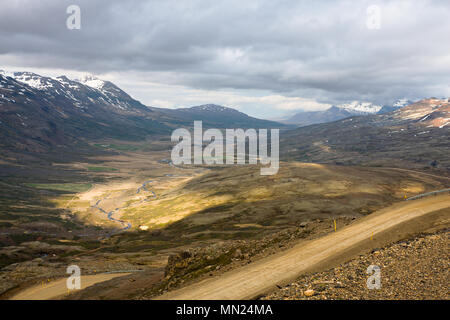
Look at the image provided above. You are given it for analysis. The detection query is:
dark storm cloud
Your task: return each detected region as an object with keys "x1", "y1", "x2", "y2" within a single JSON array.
[{"x1": 1, "y1": 0, "x2": 450, "y2": 105}]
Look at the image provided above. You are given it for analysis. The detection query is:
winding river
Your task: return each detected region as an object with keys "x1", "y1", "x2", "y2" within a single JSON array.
[
  {"x1": 90, "y1": 161, "x2": 190, "y2": 234},
  {"x1": 91, "y1": 180, "x2": 156, "y2": 233}
]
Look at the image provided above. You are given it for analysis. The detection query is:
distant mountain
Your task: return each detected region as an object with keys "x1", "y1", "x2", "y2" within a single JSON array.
[
  {"x1": 0, "y1": 71, "x2": 285, "y2": 161},
  {"x1": 285, "y1": 106, "x2": 353, "y2": 127},
  {"x1": 0, "y1": 71, "x2": 168, "y2": 156},
  {"x1": 285, "y1": 101, "x2": 382, "y2": 127},
  {"x1": 377, "y1": 98, "x2": 414, "y2": 114},
  {"x1": 281, "y1": 98, "x2": 450, "y2": 172},
  {"x1": 161, "y1": 104, "x2": 285, "y2": 129},
  {"x1": 338, "y1": 101, "x2": 382, "y2": 114},
  {"x1": 285, "y1": 100, "x2": 418, "y2": 127}
]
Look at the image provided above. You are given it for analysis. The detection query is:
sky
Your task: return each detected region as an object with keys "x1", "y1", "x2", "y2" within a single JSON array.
[{"x1": 1, "y1": 0, "x2": 450, "y2": 119}]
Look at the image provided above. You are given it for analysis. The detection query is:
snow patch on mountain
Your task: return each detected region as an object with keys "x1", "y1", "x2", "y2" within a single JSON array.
[
  {"x1": 393, "y1": 98, "x2": 412, "y2": 108},
  {"x1": 0, "y1": 70, "x2": 14, "y2": 78},
  {"x1": 336, "y1": 101, "x2": 382, "y2": 114},
  {"x1": 76, "y1": 74, "x2": 106, "y2": 90},
  {"x1": 3, "y1": 71, "x2": 55, "y2": 91},
  {"x1": 192, "y1": 104, "x2": 236, "y2": 112}
]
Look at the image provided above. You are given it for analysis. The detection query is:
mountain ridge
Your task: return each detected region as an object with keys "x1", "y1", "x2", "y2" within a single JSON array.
[
  {"x1": 285, "y1": 99, "x2": 416, "y2": 127},
  {"x1": 0, "y1": 70, "x2": 285, "y2": 161},
  {"x1": 281, "y1": 98, "x2": 450, "y2": 172}
]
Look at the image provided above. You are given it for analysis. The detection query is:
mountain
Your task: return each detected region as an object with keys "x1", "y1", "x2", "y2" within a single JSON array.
[
  {"x1": 0, "y1": 71, "x2": 169, "y2": 157},
  {"x1": 285, "y1": 101, "x2": 382, "y2": 126},
  {"x1": 281, "y1": 98, "x2": 450, "y2": 172},
  {"x1": 0, "y1": 70, "x2": 285, "y2": 162},
  {"x1": 377, "y1": 98, "x2": 414, "y2": 114},
  {"x1": 285, "y1": 106, "x2": 354, "y2": 127},
  {"x1": 285, "y1": 100, "x2": 419, "y2": 127},
  {"x1": 160, "y1": 104, "x2": 285, "y2": 129},
  {"x1": 338, "y1": 101, "x2": 382, "y2": 114}
]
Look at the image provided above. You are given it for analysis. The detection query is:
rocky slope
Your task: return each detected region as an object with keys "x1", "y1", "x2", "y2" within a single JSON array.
[{"x1": 262, "y1": 230, "x2": 449, "y2": 300}]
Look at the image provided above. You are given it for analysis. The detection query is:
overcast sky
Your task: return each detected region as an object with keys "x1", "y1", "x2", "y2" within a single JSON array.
[{"x1": 1, "y1": 0, "x2": 450, "y2": 118}]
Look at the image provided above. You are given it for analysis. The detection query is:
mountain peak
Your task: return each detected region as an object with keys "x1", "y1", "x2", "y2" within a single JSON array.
[
  {"x1": 336, "y1": 101, "x2": 382, "y2": 114},
  {"x1": 9, "y1": 71, "x2": 56, "y2": 90},
  {"x1": 189, "y1": 104, "x2": 239, "y2": 113},
  {"x1": 56, "y1": 75, "x2": 70, "y2": 82},
  {"x1": 76, "y1": 74, "x2": 106, "y2": 90},
  {"x1": 393, "y1": 98, "x2": 413, "y2": 108}
]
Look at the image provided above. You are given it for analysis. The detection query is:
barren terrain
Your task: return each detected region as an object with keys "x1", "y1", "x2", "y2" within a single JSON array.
[
  {"x1": 156, "y1": 194, "x2": 450, "y2": 299},
  {"x1": 1, "y1": 145, "x2": 448, "y2": 299}
]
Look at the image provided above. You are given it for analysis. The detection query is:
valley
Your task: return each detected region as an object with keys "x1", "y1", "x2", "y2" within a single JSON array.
[
  {"x1": 0, "y1": 72, "x2": 449, "y2": 301},
  {"x1": 0, "y1": 137, "x2": 448, "y2": 299},
  {"x1": 3, "y1": 0, "x2": 450, "y2": 307}
]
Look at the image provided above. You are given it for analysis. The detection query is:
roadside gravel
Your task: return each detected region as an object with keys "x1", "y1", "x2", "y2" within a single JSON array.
[{"x1": 262, "y1": 230, "x2": 449, "y2": 300}]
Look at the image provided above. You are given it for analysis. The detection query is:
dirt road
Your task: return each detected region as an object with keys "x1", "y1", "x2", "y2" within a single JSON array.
[
  {"x1": 10, "y1": 273, "x2": 131, "y2": 300},
  {"x1": 157, "y1": 194, "x2": 450, "y2": 300}
]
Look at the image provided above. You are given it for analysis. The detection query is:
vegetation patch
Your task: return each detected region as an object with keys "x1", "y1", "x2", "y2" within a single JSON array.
[{"x1": 24, "y1": 183, "x2": 92, "y2": 193}]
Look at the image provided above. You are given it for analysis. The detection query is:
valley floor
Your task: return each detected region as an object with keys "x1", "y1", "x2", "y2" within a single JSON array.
[{"x1": 1, "y1": 142, "x2": 449, "y2": 300}]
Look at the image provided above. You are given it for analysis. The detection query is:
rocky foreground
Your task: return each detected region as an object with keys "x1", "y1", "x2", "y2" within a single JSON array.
[{"x1": 262, "y1": 230, "x2": 449, "y2": 300}]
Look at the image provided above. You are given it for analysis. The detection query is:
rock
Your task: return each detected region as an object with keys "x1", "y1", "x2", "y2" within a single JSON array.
[
  {"x1": 300, "y1": 222, "x2": 308, "y2": 228},
  {"x1": 304, "y1": 289, "x2": 315, "y2": 297}
]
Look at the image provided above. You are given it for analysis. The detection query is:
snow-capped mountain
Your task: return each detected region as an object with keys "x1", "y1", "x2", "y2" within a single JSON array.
[
  {"x1": 285, "y1": 99, "x2": 415, "y2": 127},
  {"x1": 336, "y1": 101, "x2": 382, "y2": 115},
  {"x1": 0, "y1": 70, "x2": 166, "y2": 154},
  {"x1": 0, "y1": 70, "x2": 283, "y2": 155},
  {"x1": 393, "y1": 98, "x2": 413, "y2": 108},
  {"x1": 378, "y1": 98, "x2": 415, "y2": 114},
  {"x1": 0, "y1": 71, "x2": 149, "y2": 112},
  {"x1": 391, "y1": 98, "x2": 450, "y2": 128},
  {"x1": 286, "y1": 101, "x2": 381, "y2": 126},
  {"x1": 282, "y1": 98, "x2": 450, "y2": 171},
  {"x1": 4, "y1": 71, "x2": 56, "y2": 91},
  {"x1": 76, "y1": 74, "x2": 106, "y2": 90}
]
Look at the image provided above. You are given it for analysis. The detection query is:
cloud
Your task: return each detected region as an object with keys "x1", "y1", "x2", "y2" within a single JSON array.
[{"x1": 1, "y1": 0, "x2": 450, "y2": 117}]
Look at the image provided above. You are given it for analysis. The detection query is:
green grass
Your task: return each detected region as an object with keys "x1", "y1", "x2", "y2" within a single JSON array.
[
  {"x1": 87, "y1": 166, "x2": 118, "y2": 172},
  {"x1": 24, "y1": 183, "x2": 92, "y2": 193}
]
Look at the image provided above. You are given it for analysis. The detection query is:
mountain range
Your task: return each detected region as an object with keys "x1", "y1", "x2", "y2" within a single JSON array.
[
  {"x1": 284, "y1": 99, "x2": 414, "y2": 127},
  {"x1": 0, "y1": 71, "x2": 283, "y2": 162},
  {"x1": 1, "y1": 70, "x2": 448, "y2": 173},
  {"x1": 281, "y1": 98, "x2": 450, "y2": 171}
]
